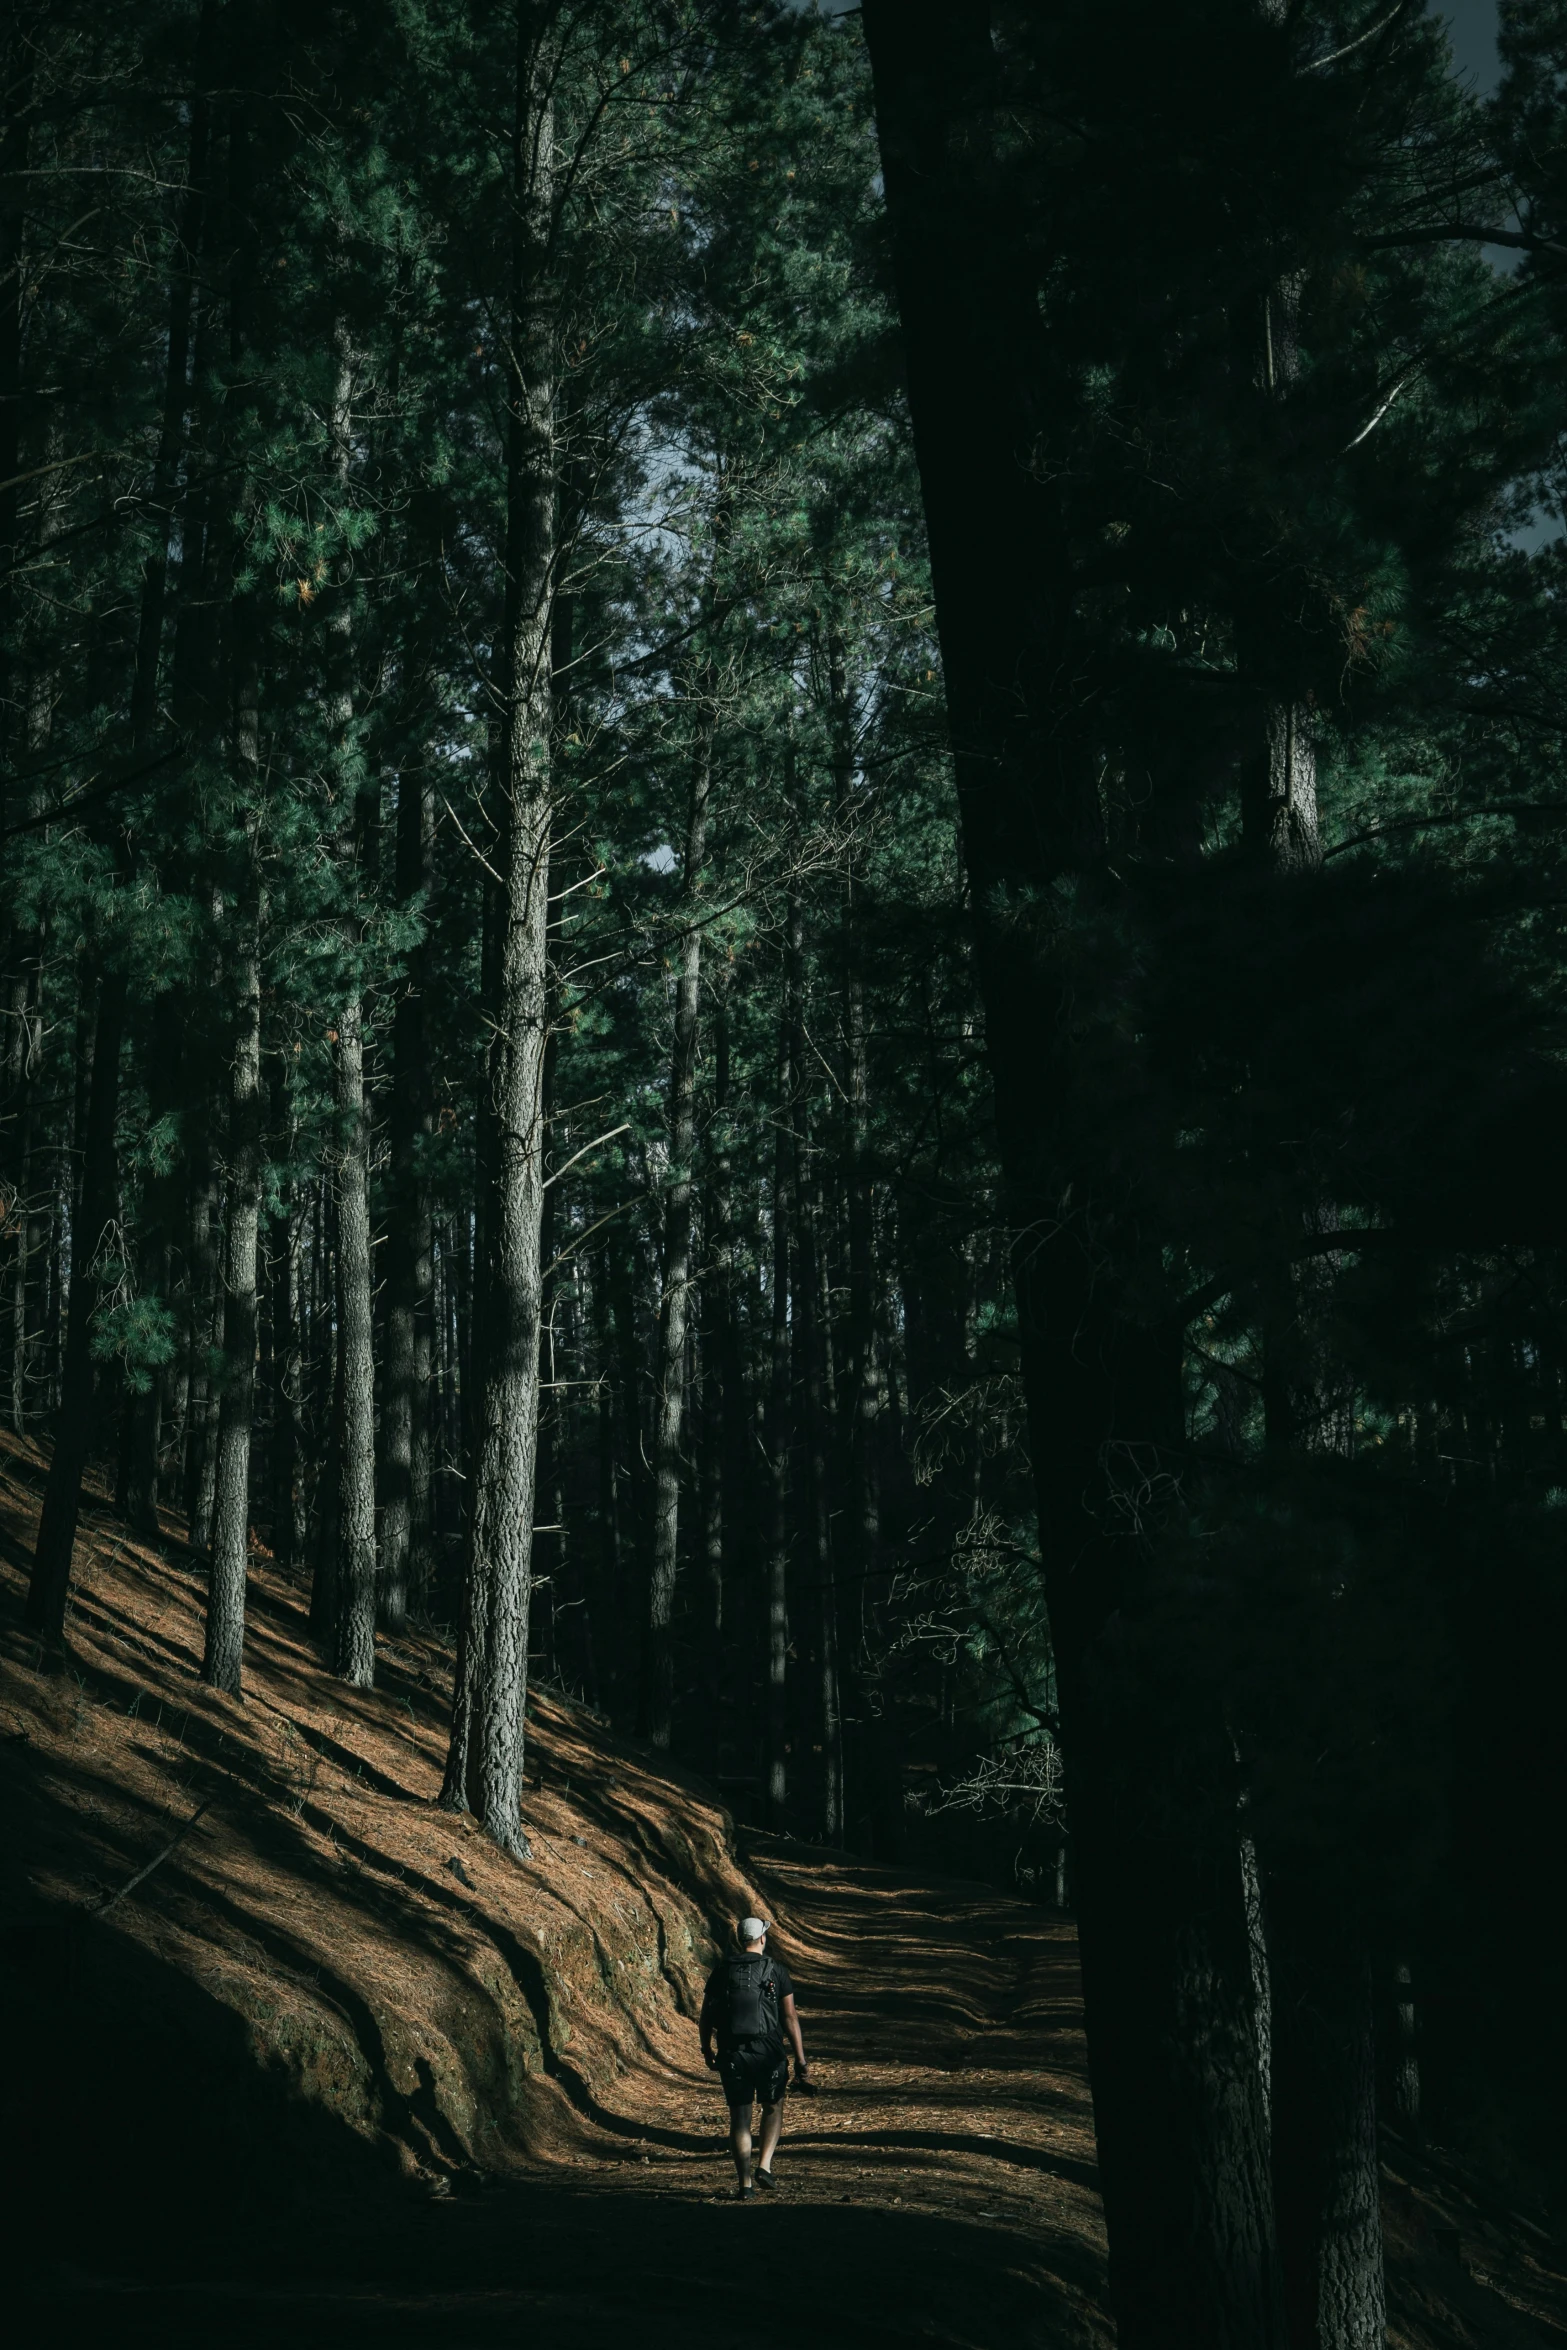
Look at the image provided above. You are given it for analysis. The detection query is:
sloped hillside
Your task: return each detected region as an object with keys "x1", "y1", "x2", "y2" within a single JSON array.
[
  {"x1": 4, "y1": 1426, "x2": 1565, "y2": 2350},
  {"x1": 0, "y1": 1424, "x2": 773, "y2": 2214}
]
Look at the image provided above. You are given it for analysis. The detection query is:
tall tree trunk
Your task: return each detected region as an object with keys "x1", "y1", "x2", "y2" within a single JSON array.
[
  {"x1": 700, "y1": 974, "x2": 743, "y2": 1756},
  {"x1": 441, "y1": 9, "x2": 557, "y2": 1854},
  {"x1": 332, "y1": 991, "x2": 377, "y2": 1682},
  {"x1": 7, "y1": 958, "x2": 42, "y2": 1433},
  {"x1": 862, "y1": 11, "x2": 1283, "y2": 2342},
  {"x1": 270, "y1": 1082, "x2": 307, "y2": 1573},
  {"x1": 592, "y1": 1245, "x2": 627, "y2": 1706},
  {"x1": 380, "y1": 765, "x2": 435, "y2": 1629},
  {"x1": 798, "y1": 1162, "x2": 842, "y2": 1843},
  {"x1": 1239, "y1": 108, "x2": 1383, "y2": 2325},
  {"x1": 125, "y1": 994, "x2": 184, "y2": 1540},
  {"x1": 183, "y1": 1012, "x2": 224, "y2": 1553},
  {"x1": 309, "y1": 1245, "x2": 344, "y2": 1644},
  {"x1": 0, "y1": 32, "x2": 30, "y2": 847},
  {"x1": 1269, "y1": 1888, "x2": 1386, "y2": 2350},
  {"x1": 124, "y1": 58, "x2": 211, "y2": 1539},
  {"x1": 787, "y1": 862, "x2": 841, "y2": 1843},
  {"x1": 203, "y1": 613, "x2": 264, "y2": 1693},
  {"x1": 610, "y1": 1223, "x2": 651, "y2": 1684},
  {"x1": 845, "y1": 957, "x2": 884, "y2": 1634},
  {"x1": 1387, "y1": 1961, "x2": 1420, "y2": 2140},
  {"x1": 1238, "y1": 51, "x2": 1319, "y2": 880},
  {"x1": 646, "y1": 696, "x2": 714, "y2": 1748},
  {"x1": 0, "y1": 41, "x2": 35, "y2": 1396},
  {"x1": 322, "y1": 306, "x2": 378, "y2": 1687},
  {"x1": 765, "y1": 967, "x2": 793, "y2": 1830},
  {"x1": 26, "y1": 964, "x2": 128, "y2": 1635}
]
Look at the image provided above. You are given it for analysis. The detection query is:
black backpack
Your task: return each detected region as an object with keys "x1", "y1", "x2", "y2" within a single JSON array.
[{"x1": 718, "y1": 1954, "x2": 782, "y2": 2048}]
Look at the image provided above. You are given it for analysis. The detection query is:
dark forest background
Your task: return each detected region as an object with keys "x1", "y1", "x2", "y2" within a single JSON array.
[{"x1": 5, "y1": 2, "x2": 1567, "y2": 2342}]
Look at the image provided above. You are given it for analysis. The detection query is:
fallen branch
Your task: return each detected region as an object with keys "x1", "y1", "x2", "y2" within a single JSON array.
[{"x1": 93, "y1": 1798, "x2": 211, "y2": 1916}]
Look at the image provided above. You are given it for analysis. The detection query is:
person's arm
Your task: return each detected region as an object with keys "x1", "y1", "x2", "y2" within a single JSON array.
[
  {"x1": 781, "y1": 1991, "x2": 808, "y2": 2077},
  {"x1": 699, "y1": 1980, "x2": 719, "y2": 2069}
]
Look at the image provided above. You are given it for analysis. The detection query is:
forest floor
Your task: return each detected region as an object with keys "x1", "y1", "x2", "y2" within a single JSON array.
[{"x1": 2, "y1": 1425, "x2": 1564, "y2": 2347}]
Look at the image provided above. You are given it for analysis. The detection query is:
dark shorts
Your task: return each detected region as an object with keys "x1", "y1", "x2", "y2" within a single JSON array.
[{"x1": 717, "y1": 2040, "x2": 788, "y2": 2111}]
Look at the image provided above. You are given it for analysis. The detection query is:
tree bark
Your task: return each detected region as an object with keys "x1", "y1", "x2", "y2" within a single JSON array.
[
  {"x1": 699, "y1": 973, "x2": 744, "y2": 1754},
  {"x1": 0, "y1": 31, "x2": 30, "y2": 835},
  {"x1": 0, "y1": 44, "x2": 36, "y2": 1417},
  {"x1": 125, "y1": 992, "x2": 185, "y2": 1540},
  {"x1": 592, "y1": 1243, "x2": 627, "y2": 1703},
  {"x1": 183, "y1": 1011, "x2": 224, "y2": 1554},
  {"x1": 786, "y1": 858, "x2": 842, "y2": 1843},
  {"x1": 332, "y1": 990, "x2": 377, "y2": 1684},
  {"x1": 861, "y1": 11, "x2": 1283, "y2": 2342},
  {"x1": 380, "y1": 764, "x2": 435, "y2": 1629},
  {"x1": 441, "y1": 7, "x2": 557, "y2": 1854},
  {"x1": 202, "y1": 612, "x2": 264, "y2": 1693},
  {"x1": 320, "y1": 303, "x2": 378, "y2": 1688},
  {"x1": 270, "y1": 1085, "x2": 307, "y2": 1573},
  {"x1": 124, "y1": 60, "x2": 212, "y2": 1539},
  {"x1": 646, "y1": 693, "x2": 715, "y2": 1748},
  {"x1": 1240, "y1": 163, "x2": 1385, "y2": 2327},
  {"x1": 1238, "y1": 84, "x2": 1319, "y2": 878},
  {"x1": 1270, "y1": 1890, "x2": 1387, "y2": 2350},
  {"x1": 765, "y1": 962, "x2": 793, "y2": 1830},
  {"x1": 309, "y1": 1262, "x2": 343, "y2": 1643},
  {"x1": 7, "y1": 957, "x2": 42, "y2": 1433}
]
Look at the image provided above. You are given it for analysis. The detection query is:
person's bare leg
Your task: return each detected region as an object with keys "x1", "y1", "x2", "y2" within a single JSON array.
[
  {"x1": 729, "y1": 2100, "x2": 754, "y2": 2188},
  {"x1": 757, "y1": 2099, "x2": 784, "y2": 2176}
]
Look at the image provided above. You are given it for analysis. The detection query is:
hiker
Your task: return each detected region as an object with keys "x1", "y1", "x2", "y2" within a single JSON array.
[{"x1": 700, "y1": 1914, "x2": 810, "y2": 2199}]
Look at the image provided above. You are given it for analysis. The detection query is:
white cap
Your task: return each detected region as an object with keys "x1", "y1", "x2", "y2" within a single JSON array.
[{"x1": 737, "y1": 1915, "x2": 769, "y2": 1944}]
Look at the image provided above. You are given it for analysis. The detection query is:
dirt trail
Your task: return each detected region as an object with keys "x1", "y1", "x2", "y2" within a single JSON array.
[
  {"x1": 4, "y1": 1427, "x2": 1565, "y2": 2348},
  {"x1": 22, "y1": 1855, "x2": 1111, "y2": 2350}
]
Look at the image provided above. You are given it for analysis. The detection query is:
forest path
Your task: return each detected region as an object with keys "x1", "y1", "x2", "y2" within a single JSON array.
[
  {"x1": 30, "y1": 1837, "x2": 1113, "y2": 2347},
  {"x1": 7, "y1": 1415, "x2": 1563, "y2": 2350},
  {"x1": 28, "y1": 1827, "x2": 1567, "y2": 2350}
]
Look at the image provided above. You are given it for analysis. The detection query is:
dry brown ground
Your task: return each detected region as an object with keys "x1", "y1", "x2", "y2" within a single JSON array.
[{"x1": 1, "y1": 1424, "x2": 1562, "y2": 2346}]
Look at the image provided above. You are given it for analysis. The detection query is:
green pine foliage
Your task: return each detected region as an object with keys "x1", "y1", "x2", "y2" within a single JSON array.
[{"x1": 5, "y1": 0, "x2": 1567, "y2": 2196}]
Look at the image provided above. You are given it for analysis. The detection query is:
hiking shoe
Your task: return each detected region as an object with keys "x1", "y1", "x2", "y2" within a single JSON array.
[
  {"x1": 755, "y1": 2168, "x2": 777, "y2": 2192},
  {"x1": 735, "y1": 2180, "x2": 755, "y2": 2201}
]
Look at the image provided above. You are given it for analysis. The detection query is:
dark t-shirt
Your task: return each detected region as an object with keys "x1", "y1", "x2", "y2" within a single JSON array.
[{"x1": 702, "y1": 1952, "x2": 794, "y2": 2053}]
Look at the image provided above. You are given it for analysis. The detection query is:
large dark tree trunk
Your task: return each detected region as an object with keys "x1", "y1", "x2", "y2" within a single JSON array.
[
  {"x1": 861, "y1": 10, "x2": 1283, "y2": 2343},
  {"x1": 441, "y1": 7, "x2": 557, "y2": 1854},
  {"x1": 1238, "y1": 143, "x2": 1385, "y2": 2331},
  {"x1": 1269, "y1": 1887, "x2": 1386, "y2": 2350},
  {"x1": 1386, "y1": 1960, "x2": 1420, "y2": 2141},
  {"x1": 26, "y1": 964, "x2": 128, "y2": 1636}
]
